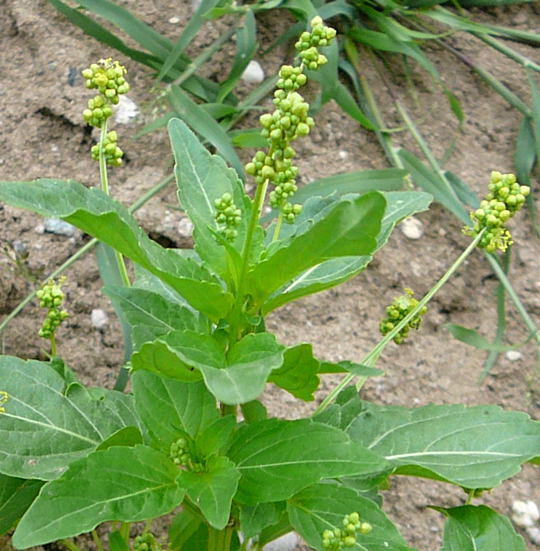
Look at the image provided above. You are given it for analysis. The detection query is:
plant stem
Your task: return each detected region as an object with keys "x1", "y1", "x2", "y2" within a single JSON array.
[
  {"x1": 272, "y1": 213, "x2": 283, "y2": 242},
  {"x1": 60, "y1": 539, "x2": 83, "y2": 551},
  {"x1": 50, "y1": 334, "x2": 57, "y2": 357},
  {"x1": 98, "y1": 119, "x2": 131, "y2": 288},
  {"x1": 228, "y1": 178, "x2": 269, "y2": 345},
  {"x1": 314, "y1": 230, "x2": 485, "y2": 415},
  {"x1": 120, "y1": 521, "x2": 130, "y2": 541},
  {"x1": 0, "y1": 174, "x2": 173, "y2": 336},
  {"x1": 208, "y1": 525, "x2": 234, "y2": 551},
  {"x1": 91, "y1": 529, "x2": 104, "y2": 551}
]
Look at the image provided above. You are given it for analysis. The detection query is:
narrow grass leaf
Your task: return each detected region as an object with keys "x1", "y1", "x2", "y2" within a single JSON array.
[
  {"x1": 439, "y1": 505, "x2": 526, "y2": 551},
  {"x1": 13, "y1": 445, "x2": 184, "y2": 548},
  {"x1": 446, "y1": 324, "x2": 520, "y2": 352},
  {"x1": 167, "y1": 87, "x2": 244, "y2": 175}
]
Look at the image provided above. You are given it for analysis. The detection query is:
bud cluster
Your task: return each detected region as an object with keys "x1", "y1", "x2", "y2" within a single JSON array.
[
  {"x1": 322, "y1": 512, "x2": 372, "y2": 550},
  {"x1": 36, "y1": 277, "x2": 69, "y2": 340},
  {"x1": 214, "y1": 192, "x2": 242, "y2": 242},
  {"x1": 134, "y1": 533, "x2": 161, "y2": 551},
  {"x1": 463, "y1": 171, "x2": 530, "y2": 253},
  {"x1": 244, "y1": 16, "x2": 336, "y2": 223},
  {"x1": 82, "y1": 58, "x2": 129, "y2": 109},
  {"x1": 91, "y1": 131, "x2": 123, "y2": 166},
  {"x1": 380, "y1": 288, "x2": 426, "y2": 345},
  {"x1": 169, "y1": 437, "x2": 204, "y2": 472}
]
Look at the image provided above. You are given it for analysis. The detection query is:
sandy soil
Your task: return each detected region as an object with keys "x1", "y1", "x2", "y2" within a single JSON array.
[{"x1": 0, "y1": 1, "x2": 539, "y2": 550}]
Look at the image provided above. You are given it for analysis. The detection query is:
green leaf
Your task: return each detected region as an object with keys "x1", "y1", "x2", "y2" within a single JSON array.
[
  {"x1": 398, "y1": 149, "x2": 469, "y2": 224},
  {"x1": 346, "y1": 401, "x2": 540, "y2": 489},
  {"x1": 0, "y1": 475, "x2": 43, "y2": 535},
  {"x1": 167, "y1": 88, "x2": 244, "y2": 176},
  {"x1": 134, "y1": 330, "x2": 284, "y2": 405},
  {"x1": 169, "y1": 509, "x2": 203, "y2": 550},
  {"x1": 262, "y1": 191, "x2": 431, "y2": 312},
  {"x1": 133, "y1": 371, "x2": 219, "y2": 450},
  {"x1": 104, "y1": 286, "x2": 208, "y2": 350},
  {"x1": 288, "y1": 483, "x2": 414, "y2": 551},
  {"x1": 230, "y1": 129, "x2": 268, "y2": 149},
  {"x1": 228, "y1": 419, "x2": 388, "y2": 503},
  {"x1": 446, "y1": 323, "x2": 521, "y2": 352},
  {"x1": 179, "y1": 456, "x2": 240, "y2": 529},
  {"x1": 196, "y1": 415, "x2": 237, "y2": 456},
  {"x1": 0, "y1": 357, "x2": 139, "y2": 480},
  {"x1": 0, "y1": 179, "x2": 233, "y2": 321},
  {"x1": 269, "y1": 343, "x2": 320, "y2": 401},
  {"x1": 109, "y1": 532, "x2": 130, "y2": 551},
  {"x1": 439, "y1": 505, "x2": 526, "y2": 551},
  {"x1": 13, "y1": 445, "x2": 185, "y2": 548},
  {"x1": 169, "y1": 118, "x2": 249, "y2": 280},
  {"x1": 239, "y1": 502, "x2": 284, "y2": 539},
  {"x1": 240, "y1": 400, "x2": 268, "y2": 423},
  {"x1": 96, "y1": 426, "x2": 144, "y2": 451},
  {"x1": 250, "y1": 192, "x2": 386, "y2": 304},
  {"x1": 320, "y1": 361, "x2": 383, "y2": 377},
  {"x1": 515, "y1": 116, "x2": 536, "y2": 185}
]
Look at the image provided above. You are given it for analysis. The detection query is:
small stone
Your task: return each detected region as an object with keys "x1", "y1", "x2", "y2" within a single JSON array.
[
  {"x1": 399, "y1": 217, "x2": 424, "y2": 240},
  {"x1": 505, "y1": 350, "x2": 523, "y2": 362},
  {"x1": 168, "y1": 16, "x2": 181, "y2": 23},
  {"x1": 91, "y1": 309, "x2": 109, "y2": 330},
  {"x1": 43, "y1": 218, "x2": 77, "y2": 237},
  {"x1": 51, "y1": 144, "x2": 59, "y2": 152},
  {"x1": 241, "y1": 60, "x2": 265, "y2": 84},
  {"x1": 263, "y1": 532, "x2": 299, "y2": 551},
  {"x1": 527, "y1": 526, "x2": 540, "y2": 545},
  {"x1": 178, "y1": 218, "x2": 194, "y2": 238},
  {"x1": 339, "y1": 150, "x2": 348, "y2": 159},
  {"x1": 512, "y1": 500, "x2": 539, "y2": 527},
  {"x1": 114, "y1": 95, "x2": 139, "y2": 124}
]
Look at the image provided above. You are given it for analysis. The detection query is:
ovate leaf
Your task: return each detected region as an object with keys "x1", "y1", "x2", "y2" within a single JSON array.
[
  {"x1": 132, "y1": 371, "x2": 219, "y2": 450},
  {"x1": 13, "y1": 445, "x2": 184, "y2": 548},
  {"x1": 0, "y1": 179, "x2": 232, "y2": 321},
  {"x1": 288, "y1": 483, "x2": 414, "y2": 551},
  {"x1": 347, "y1": 401, "x2": 540, "y2": 488},
  {"x1": 0, "y1": 475, "x2": 43, "y2": 535},
  {"x1": 179, "y1": 456, "x2": 240, "y2": 529},
  {"x1": 0, "y1": 357, "x2": 139, "y2": 480},
  {"x1": 268, "y1": 343, "x2": 320, "y2": 401},
  {"x1": 169, "y1": 118, "x2": 250, "y2": 280},
  {"x1": 228, "y1": 419, "x2": 388, "y2": 503},
  {"x1": 439, "y1": 505, "x2": 526, "y2": 551}
]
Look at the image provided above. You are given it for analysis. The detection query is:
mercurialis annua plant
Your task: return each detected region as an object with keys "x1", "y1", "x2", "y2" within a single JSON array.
[{"x1": 0, "y1": 15, "x2": 538, "y2": 551}]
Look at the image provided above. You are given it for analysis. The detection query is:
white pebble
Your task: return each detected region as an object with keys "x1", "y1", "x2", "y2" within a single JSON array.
[
  {"x1": 338, "y1": 150, "x2": 348, "y2": 159},
  {"x1": 91, "y1": 309, "x2": 109, "y2": 330},
  {"x1": 168, "y1": 16, "x2": 181, "y2": 24},
  {"x1": 512, "y1": 500, "x2": 539, "y2": 527},
  {"x1": 43, "y1": 218, "x2": 77, "y2": 237},
  {"x1": 241, "y1": 60, "x2": 265, "y2": 84},
  {"x1": 505, "y1": 350, "x2": 523, "y2": 362},
  {"x1": 527, "y1": 526, "x2": 540, "y2": 545},
  {"x1": 114, "y1": 95, "x2": 139, "y2": 125},
  {"x1": 263, "y1": 532, "x2": 299, "y2": 551},
  {"x1": 399, "y1": 217, "x2": 424, "y2": 240},
  {"x1": 178, "y1": 218, "x2": 194, "y2": 238}
]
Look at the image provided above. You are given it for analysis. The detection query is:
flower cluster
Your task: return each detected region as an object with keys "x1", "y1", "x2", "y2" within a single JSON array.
[
  {"x1": 36, "y1": 277, "x2": 69, "y2": 340},
  {"x1": 380, "y1": 288, "x2": 426, "y2": 344},
  {"x1": 169, "y1": 437, "x2": 203, "y2": 472},
  {"x1": 245, "y1": 16, "x2": 336, "y2": 223},
  {"x1": 91, "y1": 131, "x2": 123, "y2": 166},
  {"x1": 134, "y1": 533, "x2": 161, "y2": 551},
  {"x1": 322, "y1": 512, "x2": 372, "y2": 550},
  {"x1": 214, "y1": 192, "x2": 242, "y2": 242},
  {"x1": 82, "y1": 58, "x2": 129, "y2": 127},
  {"x1": 463, "y1": 171, "x2": 530, "y2": 253}
]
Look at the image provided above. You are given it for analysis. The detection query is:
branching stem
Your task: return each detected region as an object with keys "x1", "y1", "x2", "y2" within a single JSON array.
[{"x1": 315, "y1": 230, "x2": 485, "y2": 414}]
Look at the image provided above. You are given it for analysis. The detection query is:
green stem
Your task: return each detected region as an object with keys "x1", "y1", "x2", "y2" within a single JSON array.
[
  {"x1": 120, "y1": 522, "x2": 130, "y2": 542},
  {"x1": 272, "y1": 213, "x2": 284, "y2": 242},
  {"x1": 99, "y1": 120, "x2": 131, "y2": 288},
  {"x1": 228, "y1": 178, "x2": 269, "y2": 345},
  {"x1": 208, "y1": 525, "x2": 233, "y2": 551},
  {"x1": 50, "y1": 334, "x2": 57, "y2": 357},
  {"x1": 0, "y1": 174, "x2": 173, "y2": 336},
  {"x1": 60, "y1": 539, "x2": 83, "y2": 551},
  {"x1": 91, "y1": 529, "x2": 104, "y2": 551},
  {"x1": 314, "y1": 230, "x2": 485, "y2": 415}
]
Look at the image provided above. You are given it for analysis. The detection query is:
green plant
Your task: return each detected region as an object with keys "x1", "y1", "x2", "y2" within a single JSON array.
[{"x1": 0, "y1": 19, "x2": 538, "y2": 551}]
